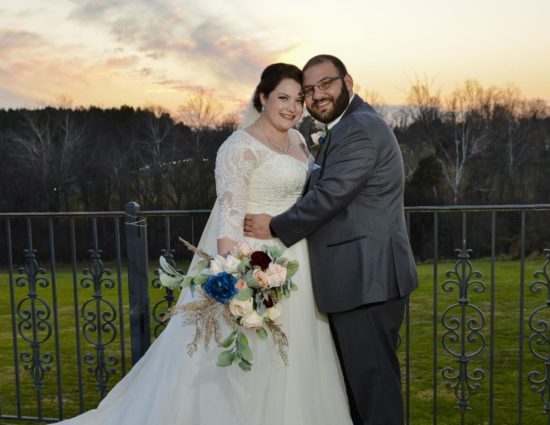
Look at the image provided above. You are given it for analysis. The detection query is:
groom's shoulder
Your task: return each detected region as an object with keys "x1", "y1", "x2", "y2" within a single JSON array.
[{"x1": 341, "y1": 103, "x2": 384, "y2": 130}]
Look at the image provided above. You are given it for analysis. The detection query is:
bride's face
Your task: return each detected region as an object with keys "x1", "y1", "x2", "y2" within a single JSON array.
[{"x1": 260, "y1": 78, "x2": 304, "y2": 131}]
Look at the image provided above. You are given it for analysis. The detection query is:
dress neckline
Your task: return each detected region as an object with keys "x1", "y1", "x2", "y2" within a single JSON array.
[{"x1": 240, "y1": 129, "x2": 310, "y2": 168}]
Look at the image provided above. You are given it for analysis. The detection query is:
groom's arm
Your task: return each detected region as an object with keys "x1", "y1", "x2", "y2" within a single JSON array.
[{"x1": 272, "y1": 124, "x2": 376, "y2": 246}]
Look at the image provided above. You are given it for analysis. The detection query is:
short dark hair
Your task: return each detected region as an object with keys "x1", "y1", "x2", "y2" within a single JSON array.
[
  {"x1": 253, "y1": 63, "x2": 303, "y2": 112},
  {"x1": 303, "y1": 54, "x2": 348, "y2": 77}
]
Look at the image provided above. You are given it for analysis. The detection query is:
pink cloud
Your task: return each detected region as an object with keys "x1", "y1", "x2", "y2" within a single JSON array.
[{"x1": 104, "y1": 55, "x2": 140, "y2": 69}]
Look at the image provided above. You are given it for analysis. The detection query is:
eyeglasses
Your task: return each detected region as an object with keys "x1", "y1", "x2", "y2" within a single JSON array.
[{"x1": 303, "y1": 76, "x2": 344, "y2": 98}]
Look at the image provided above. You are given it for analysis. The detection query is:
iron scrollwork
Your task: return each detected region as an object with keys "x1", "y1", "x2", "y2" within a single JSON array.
[
  {"x1": 441, "y1": 248, "x2": 487, "y2": 410},
  {"x1": 527, "y1": 248, "x2": 550, "y2": 414},
  {"x1": 16, "y1": 248, "x2": 54, "y2": 390},
  {"x1": 80, "y1": 249, "x2": 119, "y2": 397}
]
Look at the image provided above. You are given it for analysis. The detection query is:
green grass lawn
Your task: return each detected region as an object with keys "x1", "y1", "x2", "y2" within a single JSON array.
[{"x1": 1, "y1": 257, "x2": 550, "y2": 424}]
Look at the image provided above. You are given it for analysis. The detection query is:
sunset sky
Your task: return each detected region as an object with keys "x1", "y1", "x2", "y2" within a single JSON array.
[{"x1": 1, "y1": 0, "x2": 549, "y2": 118}]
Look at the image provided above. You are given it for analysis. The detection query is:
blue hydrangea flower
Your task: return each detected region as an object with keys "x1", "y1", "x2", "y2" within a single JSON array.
[{"x1": 204, "y1": 272, "x2": 238, "y2": 304}]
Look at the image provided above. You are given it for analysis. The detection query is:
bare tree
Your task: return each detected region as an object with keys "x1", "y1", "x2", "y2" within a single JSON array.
[
  {"x1": 175, "y1": 89, "x2": 224, "y2": 208},
  {"x1": 491, "y1": 85, "x2": 524, "y2": 177},
  {"x1": 357, "y1": 85, "x2": 389, "y2": 121},
  {"x1": 141, "y1": 104, "x2": 174, "y2": 164},
  {"x1": 130, "y1": 105, "x2": 177, "y2": 209},
  {"x1": 10, "y1": 105, "x2": 86, "y2": 210},
  {"x1": 443, "y1": 80, "x2": 494, "y2": 203},
  {"x1": 405, "y1": 78, "x2": 515, "y2": 204},
  {"x1": 178, "y1": 88, "x2": 223, "y2": 134},
  {"x1": 217, "y1": 113, "x2": 239, "y2": 132}
]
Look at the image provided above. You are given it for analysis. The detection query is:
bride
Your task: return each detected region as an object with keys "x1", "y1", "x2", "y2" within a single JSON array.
[{"x1": 57, "y1": 63, "x2": 352, "y2": 425}]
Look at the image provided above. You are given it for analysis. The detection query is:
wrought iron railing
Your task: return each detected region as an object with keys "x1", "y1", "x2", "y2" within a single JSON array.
[{"x1": 1, "y1": 204, "x2": 550, "y2": 424}]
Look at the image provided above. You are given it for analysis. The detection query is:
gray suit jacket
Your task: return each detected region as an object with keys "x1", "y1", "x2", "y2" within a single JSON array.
[{"x1": 271, "y1": 96, "x2": 418, "y2": 313}]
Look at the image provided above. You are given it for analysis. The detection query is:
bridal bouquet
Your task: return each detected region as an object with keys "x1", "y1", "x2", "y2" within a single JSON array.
[{"x1": 158, "y1": 238, "x2": 299, "y2": 372}]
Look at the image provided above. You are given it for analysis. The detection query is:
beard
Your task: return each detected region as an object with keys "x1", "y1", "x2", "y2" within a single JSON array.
[{"x1": 307, "y1": 84, "x2": 350, "y2": 124}]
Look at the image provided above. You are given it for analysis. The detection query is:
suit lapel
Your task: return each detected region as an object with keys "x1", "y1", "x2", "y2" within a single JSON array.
[
  {"x1": 317, "y1": 96, "x2": 363, "y2": 170},
  {"x1": 303, "y1": 95, "x2": 365, "y2": 193}
]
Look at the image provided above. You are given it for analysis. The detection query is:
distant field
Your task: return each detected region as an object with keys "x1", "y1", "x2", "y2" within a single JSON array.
[{"x1": 1, "y1": 257, "x2": 550, "y2": 424}]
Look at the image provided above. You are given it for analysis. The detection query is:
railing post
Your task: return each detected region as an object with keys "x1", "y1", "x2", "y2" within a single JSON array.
[{"x1": 124, "y1": 202, "x2": 151, "y2": 364}]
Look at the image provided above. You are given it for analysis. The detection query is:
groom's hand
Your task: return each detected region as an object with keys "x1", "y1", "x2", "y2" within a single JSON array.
[{"x1": 244, "y1": 214, "x2": 273, "y2": 239}]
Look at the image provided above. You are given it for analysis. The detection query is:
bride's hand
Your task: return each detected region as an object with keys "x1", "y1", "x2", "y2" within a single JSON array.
[{"x1": 244, "y1": 214, "x2": 273, "y2": 239}]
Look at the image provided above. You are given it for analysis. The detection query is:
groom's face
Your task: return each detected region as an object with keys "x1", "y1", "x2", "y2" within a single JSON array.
[{"x1": 303, "y1": 61, "x2": 351, "y2": 124}]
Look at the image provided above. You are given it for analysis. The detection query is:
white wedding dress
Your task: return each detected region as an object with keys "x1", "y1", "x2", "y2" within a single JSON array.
[{"x1": 57, "y1": 129, "x2": 352, "y2": 425}]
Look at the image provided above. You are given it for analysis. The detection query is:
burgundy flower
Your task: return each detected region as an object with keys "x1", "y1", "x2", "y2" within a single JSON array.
[
  {"x1": 263, "y1": 295, "x2": 274, "y2": 308},
  {"x1": 250, "y1": 251, "x2": 271, "y2": 270}
]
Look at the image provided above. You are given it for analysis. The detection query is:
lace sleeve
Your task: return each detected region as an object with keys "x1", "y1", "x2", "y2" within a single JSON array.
[{"x1": 215, "y1": 135, "x2": 258, "y2": 242}]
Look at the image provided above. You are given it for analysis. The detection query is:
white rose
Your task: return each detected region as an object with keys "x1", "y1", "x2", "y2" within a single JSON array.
[
  {"x1": 223, "y1": 255, "x2": 241, "y2": 273},
  {"x1": 266, "y1": 304, "x2": 282, "y2": 321},
  {"x1": 209, "y1": 255, "x2": 226, "y2": 274},
  {"x1": 242, "y1": 311, "x2": 265, "y2": 329},
  {"x1": 229, "y1": 298, "x2": 254, "y2": 318},
  {"x1": 210, "y1": 255, "x2": 240, "y2": 274},
  {"x1": 265, "y1": 263, "x2": 287, "y2": 287}
]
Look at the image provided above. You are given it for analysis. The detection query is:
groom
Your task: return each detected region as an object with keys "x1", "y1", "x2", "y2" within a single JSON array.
[{"x1": 244, "y1": 55, "x2": 418, "y2": 425}]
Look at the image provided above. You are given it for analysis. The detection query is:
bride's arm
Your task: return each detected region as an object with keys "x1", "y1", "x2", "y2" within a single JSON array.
[{"x1": 214, "y1": 138, "x2": 258, "y2": 256}]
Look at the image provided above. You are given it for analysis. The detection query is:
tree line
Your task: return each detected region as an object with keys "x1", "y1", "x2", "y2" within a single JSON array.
[{"x1": 0, "y1": 81, "x2": 549, "y2": 258}]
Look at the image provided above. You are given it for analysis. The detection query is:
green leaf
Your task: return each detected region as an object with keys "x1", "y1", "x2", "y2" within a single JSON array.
[
  {"x1": 238, "y1": 359, "x2": 252, "y2": 372},
  {"x1": 158, "y1": 272, "x2": 184, "y2": 289},
  {"x1": 236, "y1": 287, "x2": 254, "y2": 301},
  {"x1": 221, "y1": 331, "x2": 237, "y2": 348},
  {"x1": 237, "y1": 331, "x2": 249, "y2": 346},
  {"x1": 246, "y1": 277, "x2": 261, "y2": 289},
  {"x1": 217, "y1": 350, "x2": 236, "y2": 367},
  {"x1": 159, "y1": 256, "x2": 179, "y2": 275},
  {"x1": 286, "y1": 260, "x2": 299, "y2": 278},
  {"x1": 237, "y1": 261, "x2": 247, "y2": 274},
  {"x1": 273, "y1": 288, "x2": 283, "y2": 301},
  {"x1": 268, "y1": 245, "x2": 283, "y2": 259},
  {"x1": 256, "y1": 327, "x2": 268, "y2": 340},
  {"x1": 237, "y1": 344, "x2": 253, "y2": 362},
  {"x1": 195, "y1": 259, "x2": 210, "y2": 273},
  {"x1": 290, "y1": 282, "x2": 298, "y2": 292},
  {"x1": 181, "y1": 275, "x2": 193, "y2": 289},
  {"x1": 256, "y1": 303, "x2": 266, "y2": 315},
  {"x1": 193, "y1": 274, "x2": 209, "y2": 285}
]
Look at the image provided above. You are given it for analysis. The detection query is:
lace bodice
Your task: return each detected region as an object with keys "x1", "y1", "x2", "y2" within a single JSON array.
[{"x1": 215, "y1": 129, "x2": 312, "y2": 242}]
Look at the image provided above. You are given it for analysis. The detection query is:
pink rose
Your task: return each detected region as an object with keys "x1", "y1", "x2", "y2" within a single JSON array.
[
  {"x1": 230, "y1": 242, "x2": 253, "y2": 258},
  {"x1": 252, "y1": 269, "x2": 269, "y2": 288},
  {"x1": 236, "y1": 279, "x2": 247, "y2": 290}
]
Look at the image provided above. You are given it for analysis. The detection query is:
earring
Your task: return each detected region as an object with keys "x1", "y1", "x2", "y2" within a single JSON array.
[{"x1": 261, "y1": 104, "x2": 265, "y2": 112}]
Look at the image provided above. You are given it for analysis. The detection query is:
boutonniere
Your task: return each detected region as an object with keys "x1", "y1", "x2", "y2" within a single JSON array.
[{"x1": 310, "y1": 128, "x2": 329, "y2": 147}]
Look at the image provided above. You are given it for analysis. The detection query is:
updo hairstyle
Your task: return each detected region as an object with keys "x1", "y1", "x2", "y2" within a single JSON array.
[{"x1": 252, "y1": 63, "x2": 303, "y2": 113}]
